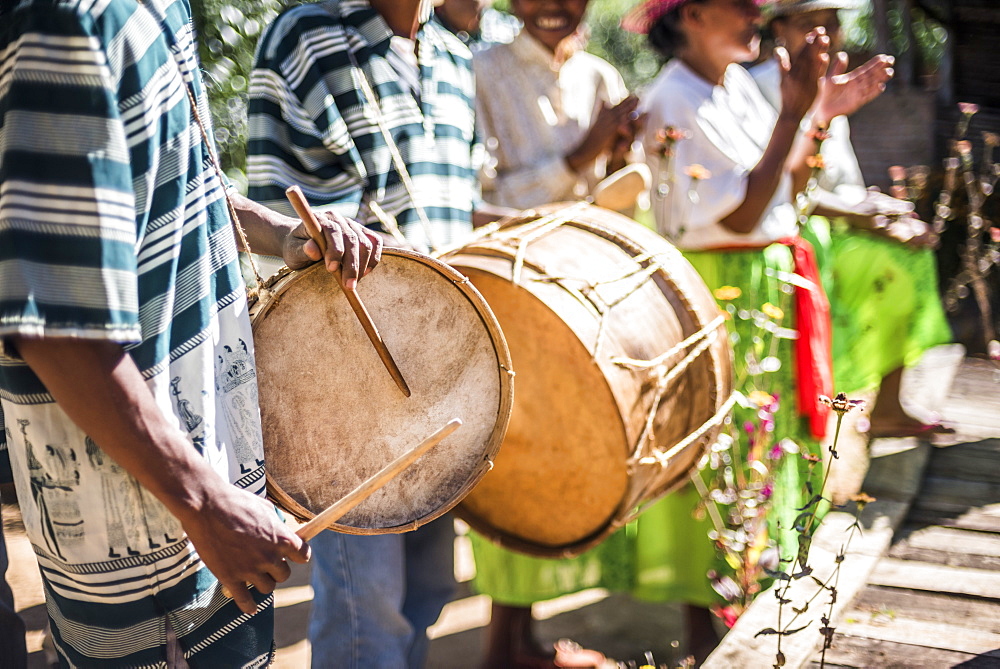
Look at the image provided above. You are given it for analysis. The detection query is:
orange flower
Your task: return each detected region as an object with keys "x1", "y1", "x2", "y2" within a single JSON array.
[
  {"x1": 762, "y1": 302, "x2": 784, "y2": 320},
  {"x1": 714, "y1": 285, "x2": 742, "y2": 301},
  {"x1": 806, "y1": 154, "x2": 825, "y2": 170},
  {"x1": 684, "y1": 164, "x2": 712, "y2": 180},
  {"x1": 850, "y1": 492, "x2": 877, "y2": 510},
  {"x1": 748, "y1": 390, "x2": 775, "y2": 407}
]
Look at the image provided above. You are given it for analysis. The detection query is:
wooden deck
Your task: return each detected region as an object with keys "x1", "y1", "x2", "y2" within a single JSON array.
[{"x1": 813, "y1": 359, "x2": 1000, "y2": 668}]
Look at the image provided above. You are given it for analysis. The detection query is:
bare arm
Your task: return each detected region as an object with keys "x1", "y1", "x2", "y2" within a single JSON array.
[
  {"x1": 719, "y1": 31, "x2": 830, "y2": 234},
  {"x1": 12, "y1": 336, "x2": 309, "y2": 615}
]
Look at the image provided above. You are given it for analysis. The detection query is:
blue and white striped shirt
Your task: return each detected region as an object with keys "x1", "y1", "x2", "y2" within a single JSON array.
[
  {"x1": 0, "y1": 0, "x2": 272, "y2": 664},
  {"x1": 248, "y1": 0, "x2": 481, "y2": 253}
]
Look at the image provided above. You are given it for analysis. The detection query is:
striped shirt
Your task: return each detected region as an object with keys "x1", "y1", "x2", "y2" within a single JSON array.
[
  {"x1": 0, "y1": 0, "x2": 272, "y2": 665},
  {"x1": 248, "y1": 0, "x2": 480, "y2": 253}
]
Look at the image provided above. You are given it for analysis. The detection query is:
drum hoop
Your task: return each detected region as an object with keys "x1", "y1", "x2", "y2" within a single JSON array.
[{"x1": 249, "y1": 249, "x2": 515, "y2": 530}]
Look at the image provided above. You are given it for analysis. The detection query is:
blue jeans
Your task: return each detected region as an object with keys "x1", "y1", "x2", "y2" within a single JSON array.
[{"x1": 308, "y1": 516, "x2": 456, "y2": 669}]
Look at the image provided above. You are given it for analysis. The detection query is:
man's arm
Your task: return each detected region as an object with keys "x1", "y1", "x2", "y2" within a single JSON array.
[{"x1": 11, "y1": 336, "x2": 309, "y2": 615}]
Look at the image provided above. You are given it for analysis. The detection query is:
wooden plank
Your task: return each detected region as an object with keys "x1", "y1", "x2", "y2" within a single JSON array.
[
  {"x1": 908, "y1": 506, "x2": 1000, "y2": 533},
  {"x1": 914, "y1": 476, "x2": 1000, "y2": 509},
  {"x1": 808, "y1": 634, "x2": 1000, "y2": 669},
  {"x1": 887, "y1": 543, "x2": 1000, "y2": 570},
  {"x1": 852, "y1": 585, "x2": 1000, "y2": 634},
  {"x1": 831, "y1": 612, "x2": 1000, "y2": 654},
  {"x1": 894, "y1": 524, "x2": 1000, "y2": 558},
  {"x1": 928, "y1": 448, "x2": 1000, "y2": 484},
  {"x1": 869, "y1": 558, "x2": 1000, "y2": 599}
]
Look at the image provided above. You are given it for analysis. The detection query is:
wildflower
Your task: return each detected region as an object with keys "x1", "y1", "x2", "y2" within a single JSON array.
[
  {"x1": 989, "y1": 340, "x2": 1000, "y2": 361},
  {"x1": 714, "y1": 285, "x2": 742, "y2": 301},
  {"x1": 684, "y1": 164, "x2": 712, "y2": 180},
  {"x1": 657, "y1": 125, "x2": 689, "y2": 144},
  {"x1": 748, "y1": 390, "x2": 775, "y2": 407},
  {"x1": 802, "y1": 452, "x2": 821, "y2": 464},
  {"x1": 807, "y1": 126, "x2": 830, "y2": 143},
  {"x1": 806, "y1": 154, "x2": 825, "y2": 170},
  {"x1": 767, "y1": 443, "x2": 783, "y2": 460},
  {"x1": 744, "y1": 420, "x2": 756, "y2": 434},
  {"x1": 958, "y1": 102, "x2": 980, "y2": 116},
  {"x1": 762, "y1": 302, "x2": 784, "y2": 320},
  {"x1": 850, "y1": 492, "x2": 876, "y2": 510},
  {"x1": 711, "y1": 603, "x2": 741, "y2": 629},
  {"x1": 760, "y1": 480, "x2": 775, "y2": 500},
  {"x1": 984, "y1": 132, "x2": 1000, "y2": 149},
  {"x1": 819, "y1": 392, "x2": 866, "y2": 415},
  {"x1": 990, "y1": 227, "x2": 1000, "y2": 243},
  {"x1": 956, "y1": 140, "x2": 973, "y2": 157}
]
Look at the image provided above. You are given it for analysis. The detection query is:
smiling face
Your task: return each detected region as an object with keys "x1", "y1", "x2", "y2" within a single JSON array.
[
  {"x1": 510, "y1": 0, "x2": 590, "y2": 52},
  {"x1": 697, "y1": 0, "x2": 764, "y2": 63}
]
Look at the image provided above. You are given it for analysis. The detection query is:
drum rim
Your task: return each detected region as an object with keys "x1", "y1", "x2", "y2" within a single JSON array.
[{"x1": 249, "y1": 248, "x2": 515, "y2": 533}]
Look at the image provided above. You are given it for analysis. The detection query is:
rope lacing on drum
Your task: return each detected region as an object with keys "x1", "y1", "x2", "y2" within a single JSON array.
[{"x1": 615, "y1": 315, "x2": 725, "y2": 464}]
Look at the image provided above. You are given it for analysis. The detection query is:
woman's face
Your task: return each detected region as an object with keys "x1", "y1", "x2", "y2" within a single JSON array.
[
  {"x1": 687, "y1": 0, "x2": 763, "y2": 63},
  {"x1": 511, "y1": 0, "x2": 589, "y2": 52},
  {"x1": 773, "y1": 9, "x2": 842, "y2": 53}
]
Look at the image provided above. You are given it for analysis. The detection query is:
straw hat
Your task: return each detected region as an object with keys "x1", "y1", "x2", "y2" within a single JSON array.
[
  {"x1": 622, "y1": 0, "x2": 771, "y2": 35},
  {"x1": 766, "y1": 0, "x2": 861, "y2": 18}
]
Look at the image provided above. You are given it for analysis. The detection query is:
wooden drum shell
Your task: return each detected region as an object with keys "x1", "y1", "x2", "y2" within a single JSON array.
[{"x1": 444, "y1": 204, "x2": 733, "y2": 557}]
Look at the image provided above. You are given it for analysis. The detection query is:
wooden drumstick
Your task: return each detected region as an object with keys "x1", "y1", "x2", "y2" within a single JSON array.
[
  {"x1": 222, "y1": 419, "x2": 462, "y2": 598},
  {"x1": 285, "y1": 185, "x2": 411, "y2": 398},
  {"x1": 296, "y1": 418, "x2": 462, "y2": 540}
]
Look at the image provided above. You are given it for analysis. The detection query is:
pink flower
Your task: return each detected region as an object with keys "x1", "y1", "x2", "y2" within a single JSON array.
[{"x1": 959, "y1": 102, "x2": 980, "y2": 116}]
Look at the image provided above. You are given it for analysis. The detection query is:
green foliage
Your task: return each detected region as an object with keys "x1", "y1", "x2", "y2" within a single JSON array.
[
  {"x1": 191, "y1": 0, "x2": 291, "y2": 191},
  {"x1": 841, "y1": 3, "x2": 947, "y2": 73}
]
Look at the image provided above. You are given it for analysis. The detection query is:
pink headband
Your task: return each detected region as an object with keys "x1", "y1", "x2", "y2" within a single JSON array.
[{"x1": 622, "y1": 0, "x2": 771, "y2": 34}]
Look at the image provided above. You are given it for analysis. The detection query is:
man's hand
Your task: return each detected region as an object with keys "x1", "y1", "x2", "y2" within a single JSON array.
[
  {"x1": 179, "y1": 482, "x2": 310, "y2": 615},
  {"x1": 281, "y1": 210, "x2": 383, "y2": 289},
  {"x1": 815, "y1": 53, "x2": 894, "y2": 124}
]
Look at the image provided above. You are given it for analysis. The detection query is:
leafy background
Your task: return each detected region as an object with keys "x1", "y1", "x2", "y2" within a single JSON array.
[{"x1": 190, "y1": 0, "x2": 945, "y2": 189}]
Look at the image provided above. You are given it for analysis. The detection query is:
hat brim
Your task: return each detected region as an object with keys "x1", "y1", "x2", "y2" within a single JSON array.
[
  {"x1": 622, "y1": 0, "x2": 771, "y2": 35},
  {"x1": 767, "y1": 0, "x2": 861, "y2": 18}
]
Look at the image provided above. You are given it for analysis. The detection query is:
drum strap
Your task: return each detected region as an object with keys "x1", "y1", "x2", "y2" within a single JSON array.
[{"x1": 347, "y1": 49, "x2": 440, "y2": 252}]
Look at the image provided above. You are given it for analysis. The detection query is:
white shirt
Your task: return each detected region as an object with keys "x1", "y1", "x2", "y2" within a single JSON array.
[
  {"x1": 474, "y1": 30, "x2": 629, "y2": 209},
  {"x1": 750, "y1": 58, "x2": 868, "y2": 206},
  {"x1": 641, "y1": 59, "x2": 798, "y2": 249}
]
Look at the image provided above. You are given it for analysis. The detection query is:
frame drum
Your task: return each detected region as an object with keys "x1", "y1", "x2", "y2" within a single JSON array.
[
  {"x1": 250, "y1": 249, "x2": 513, "y2": 533},
  {"x1": 443, "y1": 203, "x2": 733, "y2": 557}
]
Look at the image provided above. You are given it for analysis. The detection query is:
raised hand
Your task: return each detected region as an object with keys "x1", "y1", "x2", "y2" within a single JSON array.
[
  {"x1": 283, "y1": 210, "x2": 383, "y2": 289},
  {"x1": 777, "y1": 27, "x2": 831, "y2": 122},
  {"x1": 816, "y1": 53, "x2": 894, "y2": 124}
]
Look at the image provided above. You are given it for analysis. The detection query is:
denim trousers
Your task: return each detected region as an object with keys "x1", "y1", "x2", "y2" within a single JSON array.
[{"x1": 308, "y1": 515, "x2": 456, "y2": 669}]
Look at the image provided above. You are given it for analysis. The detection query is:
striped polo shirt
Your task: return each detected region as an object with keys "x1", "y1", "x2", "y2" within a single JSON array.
[
  {"x1": 0, "y1": 0, "x2": 273, "y2": 665},
  {"x1": 248, "y1": 0, "x2": 480, "y2": 253}
]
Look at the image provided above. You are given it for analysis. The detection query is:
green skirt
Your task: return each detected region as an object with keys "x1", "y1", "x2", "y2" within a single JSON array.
[
  {"x1": 802, "y1": 218, "x2": 952, "y2": 393},
  {"x1": 471, "y1": 244, "x2": 823, "y2": 608}
]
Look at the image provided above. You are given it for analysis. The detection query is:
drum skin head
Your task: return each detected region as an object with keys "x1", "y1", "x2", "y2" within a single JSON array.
[{"x1": 251, "y1": 250, "x2": 513, "y2": 533}]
